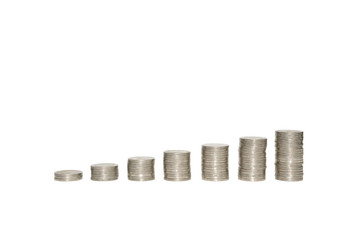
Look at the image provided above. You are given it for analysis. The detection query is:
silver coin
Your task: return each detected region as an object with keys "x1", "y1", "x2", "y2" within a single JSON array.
[
  {"x1": 128, "y1": 156, "x2": 155, "y2": 181},
  {"x1": 202, "y1": 143, "x2": 229, "y2": 181},
  {"x1": 164, "y1": 150, "x2": 191, "y2": 181},
  {"x1": 275, "y1": 130, "x2": 304, "y2": 181},
  {"x1": 54, "y1": 170, "x2": 82, "y2": 182},
  {"x1": 238, "y1": 137, "x2": 267, "y2": 181},
  {"x1": 91, "y1": 163, "x2": 118, "y2": 181}
]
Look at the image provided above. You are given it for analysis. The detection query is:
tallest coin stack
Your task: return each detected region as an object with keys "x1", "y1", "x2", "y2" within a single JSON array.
[{"x1": 275, "y1": 130, "x2": 304, "y2": 181}]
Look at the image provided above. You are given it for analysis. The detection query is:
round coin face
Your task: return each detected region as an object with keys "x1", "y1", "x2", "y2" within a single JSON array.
[
  {"x1": 276, "y1": 130, "x2": 303, "y2": 133},
  {"x1": 164, "y1": 150, "x2": 190, "y2": 154},
  {"x1": 55, "y1": 170, "x2": 82, "y2": 175},
  {"x1": 240, "y1": 136, "x2": 267, "y2": 140},
  {"x1": 128, "y1": 156, "x2": 154, "y2": 161},
  {"x1": 202, "y1": 143, "x2": 229, "y2": 148},
  {"x1": 91, "y1": 163, "x2": 118, "y2": 167}
]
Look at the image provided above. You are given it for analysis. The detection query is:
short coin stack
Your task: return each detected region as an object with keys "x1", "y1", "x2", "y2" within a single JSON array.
[
  {"x1": 275, "y1": 130, "x2": 304, "y2": 181},
  {"x1": 202, "y1": 143, "x2": 229, "y2": 181},
  {"x1": 239, "y1": 137, "x2": 267, "y2": 181},
  {"x1": 164, "y1": 150, "x2": 191, "y2": 181},
  {"x1": 128, "y1": 156, "x2": 155, "y2": 181},
  {"x1": 54, "y1": 170, "x2": 83, "y2": 181},
  {"x1": 91, "y1": 163, "x2": 118, "y2": 181}
]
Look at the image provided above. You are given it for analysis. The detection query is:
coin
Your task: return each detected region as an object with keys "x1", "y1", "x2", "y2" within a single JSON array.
[
  {"x1": 275, "y1": 130, "x2": 304, "y2": 181},
  {"x1": 202, "y1": 143, "x2": 229, "y2": 181},
  {"x1": 54, "y1": 170, "x2": 82, "y2": 181},
  {"x1": 91, "y1": 163, "x2": 118, "y2": 181},
  {"x1": 128, "y1": 156, "x2": 155, "y2": 181},
  {"x1": 164, "y1": 150, "x2": 191, "y2": 181},
  {"x1": 239, "y1": 137, "x2": 267, "y2": 181}
]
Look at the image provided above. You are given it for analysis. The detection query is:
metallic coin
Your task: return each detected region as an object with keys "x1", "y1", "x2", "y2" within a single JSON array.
[
  {"x1": 54, "y1": 170, "x2": 82, "y2": 182},
  {"x1": 275, "y1": 130, "x2": 304, "y2": 181},
  {"x1": 238, "y1": 136, "x2": 267, "y2": 181},
  {"x1": 164, "y1": 150, "x2": 191, "y2": 181},
  {"x1": 202, "y1": 143, "x2": 229, "y2": 181},
  {"x1": 128, "y1": 156, "x2": 155, "y2": 181},
  {"x1": 91, "y1": 163, "x2": 118, "y2": 181}
]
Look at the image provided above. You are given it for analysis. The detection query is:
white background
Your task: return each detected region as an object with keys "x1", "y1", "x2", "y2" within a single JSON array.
[{"x1": 0, "y1": 0, "x2": 359, "y2": 239}]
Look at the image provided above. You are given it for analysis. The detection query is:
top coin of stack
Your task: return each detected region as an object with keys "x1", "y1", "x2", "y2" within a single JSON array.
[
  {"x1": 164, "y1": 150, "x2": 191, "y2": 181},
  {"x1": 54, "y1": 170, "x2": 83, "y2": 181},
  {"x1": 128, "y1": 156, "x2": 155, "y2": 181},
  {"x1": 238, "y1": 137, "x2": 267, "y2": 181},
  {"x1": 91, "y1": 163, "x2": 119, "y2": 181},
  {"x1": 202, "y1": 143, "x2": 229, "y2": 181},
  {"x1": 275, "y1": 130, "x2": 304, "y2": 181}
]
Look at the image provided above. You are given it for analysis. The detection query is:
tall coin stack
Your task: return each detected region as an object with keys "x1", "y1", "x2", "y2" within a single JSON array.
[
  {"x1": 128, "y1": 156, "x2": 155, "y2": 181},
  {"x1": 91, "y1": 163, "x2": 119, "y2": 181},
  {"x1": 275, "y1": 130, "x2": 304, "y2": 181},
  {"x1": 238, "y1": 137, "x2": 267, "y2": 181},
  {"x1": 202, "y1": 143, "x2": 229, "y2": 181},
  {"x1": 54, "y1": 170, "x2": 83, "y2": 181},
  {"x1": 164, "y1": 150, "x2": 191, "y2": 181}
]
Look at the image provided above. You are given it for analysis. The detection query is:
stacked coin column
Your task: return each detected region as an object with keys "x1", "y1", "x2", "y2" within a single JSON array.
[
  {"x1": 275, "y1": 130, "x2": 304, "y2": 181},
  {"x1": 54, "y1": 170, "x2": 83, "y2": 182},
  {"x1": 202, "y1": 144, "x2": 229, "y2": 181},
  {"x1": 239, "y1": 137, "x2": 267, "y2": 181},
  {"x1": 91, "y1": 163, "x2": 119, "y2": 181},
  {"x1": 164, "y1": 150, "x2": 191, "y2": 181},
  {"x1": 128, "y1": 157, "x2": 155, "y2": 181}
]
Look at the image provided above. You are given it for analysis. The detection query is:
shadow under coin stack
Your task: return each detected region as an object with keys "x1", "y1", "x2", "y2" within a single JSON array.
[
  {"x1": 202, "y1": 143, "x2": 229, "y2": 181},
  {"x1": 128, "y1": 157, "x2": 155, "y2": 181},
  {"x1": 239, "y1": 137, "x2": 267, "y2": 181},
  {"x1": 275, "y1": 130, "x2": 304, "y2": 181},
  {"x1": 54, "y1": 170, "x2": 83, "y2": 181},
  {"x1": 163, "y1": 150, "x2": 191, "y2": 181},
  {"x1": 91, "y1": 163, "x2": 119, "y2": 181}
]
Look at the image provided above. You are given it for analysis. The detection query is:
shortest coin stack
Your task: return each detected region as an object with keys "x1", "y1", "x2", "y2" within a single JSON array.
[
  {"x1": 164, "y1": 150, "x2": 191, "y2": 181},
  {"x1": 128, "y1": 156, "x2": 155, "y2": 181},
  {"x1": 239, "y1": 137, "x2": 267, "y2": 181},
  {"x1": 91, "y1": 163, "x2": 119, "y2": 181},
  {"x1": 54, "y1": 170, "x2": 83, "y2": 181}
]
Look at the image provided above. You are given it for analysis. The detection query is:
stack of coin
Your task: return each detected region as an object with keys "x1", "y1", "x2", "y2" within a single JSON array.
[
  {"x1": 54, "y1": 170, "x2": 82, "y2": 181},
  {"x1": 164, "y1": 150, "x2": 191, "y2": 181},
  {"x1": 202, "y1": 143, "x2": 229, "y2": 181},
  {"x1": 238, "y1": 137, "x2": 267, "y2": 181},
  {"x1": 275, "y1": 130, "x2": 304, "y2": 181},
  {"x1": 128, "y1": 156, "x2": 155, "y2": 181},
  {"x1": 91, "y1": 163, "x2": 118, "y2": 181}
]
